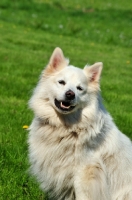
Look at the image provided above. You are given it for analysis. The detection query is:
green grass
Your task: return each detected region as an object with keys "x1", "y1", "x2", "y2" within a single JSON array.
[{"x1": 0, "y1": 0, "x2": 132, "y2": 199}]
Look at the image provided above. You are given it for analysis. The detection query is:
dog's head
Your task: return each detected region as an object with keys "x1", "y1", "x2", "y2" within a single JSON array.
[{"x1": 41, "y1": 47, "x2": 103, "y2": 115}]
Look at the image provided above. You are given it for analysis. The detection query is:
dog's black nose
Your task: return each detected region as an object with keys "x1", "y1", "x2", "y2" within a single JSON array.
[{"x1": 65, "y1": 90, "x2": 75, "y2": 100}]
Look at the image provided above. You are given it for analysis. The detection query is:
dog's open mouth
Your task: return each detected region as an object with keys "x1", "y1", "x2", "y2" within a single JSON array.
[{"x1": 55, "y1": 99, "x2": 75, "y2": 112}]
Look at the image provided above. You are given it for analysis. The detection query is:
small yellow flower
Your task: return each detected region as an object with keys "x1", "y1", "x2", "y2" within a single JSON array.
[
  {"x1": 126, "y1": 61, "x2": 130, "y2": 64},
  {"x1": 23, "y1": 125, "x2": 29, "y2": 129}
]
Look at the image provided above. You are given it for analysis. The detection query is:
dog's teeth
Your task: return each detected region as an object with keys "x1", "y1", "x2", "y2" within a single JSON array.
[{"x1": 60, "y1": 102, "x2": 70, "y2": 109}]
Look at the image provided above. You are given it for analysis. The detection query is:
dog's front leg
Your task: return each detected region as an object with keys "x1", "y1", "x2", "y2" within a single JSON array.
[{"x1": 74, "y1": 161, "x2": 110, "y2": 200}]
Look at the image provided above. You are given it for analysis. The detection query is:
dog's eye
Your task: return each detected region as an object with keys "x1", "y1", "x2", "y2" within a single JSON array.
[
  {"x1": 58, "y1": 80, "x2": 66, "y2": 85},
  {"x1": 77, "y1": 86, "x2": 83, "y2": 91}
]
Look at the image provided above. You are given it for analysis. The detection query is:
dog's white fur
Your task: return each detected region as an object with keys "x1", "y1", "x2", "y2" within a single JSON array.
[{"x1": 28, "y1": 47, "x2": 132, "y2": 200}]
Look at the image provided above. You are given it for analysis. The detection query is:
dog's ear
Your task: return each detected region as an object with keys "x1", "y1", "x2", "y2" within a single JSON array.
[
  {"x1": 44, "y1": 47, "x2": 69, "y2": 74},
  {"x1": 83, "y1": 62, "x2": 103, "y2": 91}
]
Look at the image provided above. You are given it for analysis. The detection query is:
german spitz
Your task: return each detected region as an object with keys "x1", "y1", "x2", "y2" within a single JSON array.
[{"x1": 28, "y1": 47, "x2": 132, "y2": 200}]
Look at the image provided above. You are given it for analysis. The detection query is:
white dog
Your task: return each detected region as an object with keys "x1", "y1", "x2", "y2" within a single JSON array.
[{"x1": 28, "y1": 47, "x2": 132, "y2": 200}]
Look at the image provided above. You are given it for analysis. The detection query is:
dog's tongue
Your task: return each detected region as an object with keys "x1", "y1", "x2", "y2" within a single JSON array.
[{"x1": 61, "y1": 101, "x2": 71, "y2": 109}]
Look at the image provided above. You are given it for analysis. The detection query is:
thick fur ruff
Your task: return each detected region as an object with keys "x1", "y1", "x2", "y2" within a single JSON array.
[{"x1": 28, "y1": 48, "x2": 132, "y2": 200}]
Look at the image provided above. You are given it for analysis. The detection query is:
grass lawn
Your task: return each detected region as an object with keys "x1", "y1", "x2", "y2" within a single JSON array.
[{"x1": 0, "y1": 0, "x2": 132, "y2": 199}]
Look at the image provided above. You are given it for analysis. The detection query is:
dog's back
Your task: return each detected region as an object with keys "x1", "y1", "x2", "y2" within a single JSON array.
[{"x1": 28, "y1": 48, "x2": 132, "y2": 200}]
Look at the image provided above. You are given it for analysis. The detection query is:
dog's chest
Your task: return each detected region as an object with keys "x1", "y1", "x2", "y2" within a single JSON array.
[
  {"x1": 30, "y1": 122, "x2": 94, "y2": 199},
  {"x1": 42, "y1": 129, "x2": 78, "y2": 173}
]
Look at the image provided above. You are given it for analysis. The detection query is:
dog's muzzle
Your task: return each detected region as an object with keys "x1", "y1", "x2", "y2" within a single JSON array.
[{"x1": 54, "y1": 90, "x2": 76, "y2": 113}]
